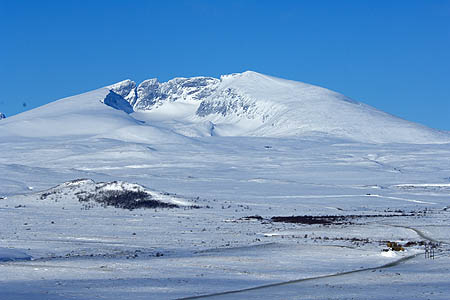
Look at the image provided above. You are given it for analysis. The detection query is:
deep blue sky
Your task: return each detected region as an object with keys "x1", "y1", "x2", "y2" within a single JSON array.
[{"x1": 1, "y1": 0, "x2": 449, "y2": 130}]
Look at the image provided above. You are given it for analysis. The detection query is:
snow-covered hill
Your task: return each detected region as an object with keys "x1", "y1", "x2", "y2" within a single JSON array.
[
  {"x1": 37, "y1": 179, "x2": 194, "y2": 209},
  {"x1": 1, "y1": 71, "x2": 448, "y2": 144}
]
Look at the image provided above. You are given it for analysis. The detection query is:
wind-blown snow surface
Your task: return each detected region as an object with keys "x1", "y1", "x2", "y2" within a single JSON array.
[{"x1": 0, "y1": 72, "x2": 450, "y2": 299}]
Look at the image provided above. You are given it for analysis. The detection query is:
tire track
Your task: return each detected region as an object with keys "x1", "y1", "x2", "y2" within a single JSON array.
[{"x1": 389, "y1": 224, "x2": 441, "y2": 244}]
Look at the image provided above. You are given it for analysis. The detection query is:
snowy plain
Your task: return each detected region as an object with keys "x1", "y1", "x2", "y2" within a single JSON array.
[{"x1": 0, "y1": 72, "x2": 449, "y2": 299}]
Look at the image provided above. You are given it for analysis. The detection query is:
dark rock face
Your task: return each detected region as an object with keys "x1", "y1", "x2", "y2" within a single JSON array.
[
  {"x1": 0, "y1": 113, "x2": 5, "y2": 120},
  {"x1": 102, "y1": 91, "x2": 134, "y2": 114},
  {"x1": 76, "y1": 189, "x2": 178, "y2": 210}
]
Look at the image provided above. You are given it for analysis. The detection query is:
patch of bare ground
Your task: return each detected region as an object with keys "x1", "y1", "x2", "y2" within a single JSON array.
[{"x1": 268, "y1": 213, "x2": 413, "y2": 225}]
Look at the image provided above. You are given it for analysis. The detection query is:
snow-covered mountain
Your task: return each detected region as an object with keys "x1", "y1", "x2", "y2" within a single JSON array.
[
  {"x1": 109, "y1": 71, "x2": 448, "y2": 144},
  {"x1": 1, "y1": 71, "x2": 448, "y2": 144}
]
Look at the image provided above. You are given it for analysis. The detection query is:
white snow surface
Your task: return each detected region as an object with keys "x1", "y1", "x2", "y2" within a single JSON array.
[{"x1": 0, "y1": 71, "x2": 449, "y2": 299}]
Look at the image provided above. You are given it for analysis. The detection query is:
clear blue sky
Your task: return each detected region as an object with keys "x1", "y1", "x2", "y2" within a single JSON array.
[{"x1": 1, "y1": 0, "x2": 449, "y2": 130}]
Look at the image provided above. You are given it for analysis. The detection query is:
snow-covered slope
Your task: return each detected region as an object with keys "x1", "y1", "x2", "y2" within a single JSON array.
[
  {"x1": 110, "y1": 71, "x2": 449, "y2": 144},
  {"x1": 1, "y1": 71, "x2": 448, "y2": 144},
  {"x1": 0, "y1": 89, "x2": 131, "y2": 138},
  {"x1": 0, "y1": 88, "x2": 188, "y2": 144}
]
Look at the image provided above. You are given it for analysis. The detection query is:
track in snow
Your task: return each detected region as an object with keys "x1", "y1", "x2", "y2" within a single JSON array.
[{"x1": 178, "y1": 225, "x2": 440, "y2": 299}]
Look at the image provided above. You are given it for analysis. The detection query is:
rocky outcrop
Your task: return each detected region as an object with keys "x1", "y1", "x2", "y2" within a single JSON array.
[
  {"x1": 101, "y1": 91, "x2": 133, "y2": 114},
  {"x1": 109, "y1": 77, "x2": 219, "y2": 111}
]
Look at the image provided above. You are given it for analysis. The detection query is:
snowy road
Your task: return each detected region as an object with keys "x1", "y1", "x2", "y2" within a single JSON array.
[{"x1": 179, "y1": 224, "x2": 449, "y2": 299}]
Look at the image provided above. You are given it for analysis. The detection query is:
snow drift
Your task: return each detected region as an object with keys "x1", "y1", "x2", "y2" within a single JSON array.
[{"x1": 0, "y1": 248, "x2": 31, "y2": 262}]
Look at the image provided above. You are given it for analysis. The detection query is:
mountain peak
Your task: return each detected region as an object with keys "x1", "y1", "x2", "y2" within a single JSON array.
[
  {"x1": 105, "y1": 72, "x2": 448, "y2": 143},
  {"x1": 0, "y1": 113, "x2": 5, "y2": 120},
  {"x1": 109, "y1": 75, "x2": 220, "y2": 111},
  {"x1": 5, "y1": 72, "x2": 445, "y2": 144}
]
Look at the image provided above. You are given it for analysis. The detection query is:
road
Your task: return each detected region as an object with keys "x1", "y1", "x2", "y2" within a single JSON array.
[{"x1": 178, "y1": 224, "x2": 442, "y2": 300}]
